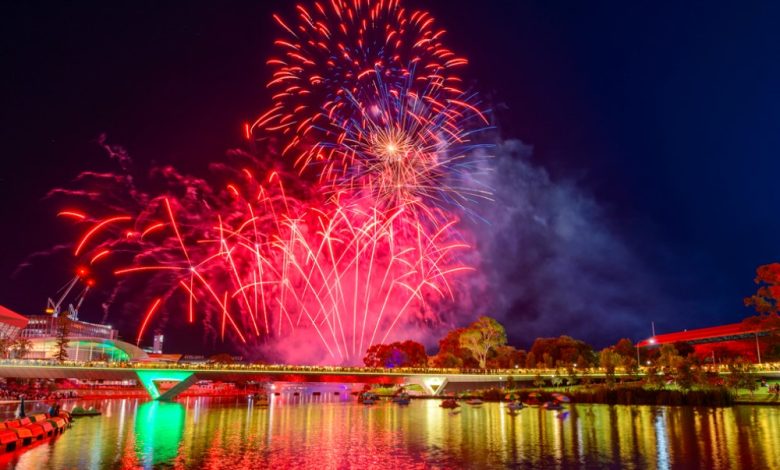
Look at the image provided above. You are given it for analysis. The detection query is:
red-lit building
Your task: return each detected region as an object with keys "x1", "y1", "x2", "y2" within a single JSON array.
[
  {"x1": 0, "y1": 305, "x2": 29, "y2": 340},
  {"x1": 637, "y1": 322, "x2": 774, "y2": 363}
]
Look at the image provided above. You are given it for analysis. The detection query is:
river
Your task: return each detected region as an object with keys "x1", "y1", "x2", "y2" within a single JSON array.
[{"x1": 1, "y1": 395, "x2": 778, "y2": 469}]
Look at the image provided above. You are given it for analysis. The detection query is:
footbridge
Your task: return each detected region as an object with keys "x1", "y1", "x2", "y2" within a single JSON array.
[{"x1": 0, "y1": 360, "x2": 777, "y2": 401}]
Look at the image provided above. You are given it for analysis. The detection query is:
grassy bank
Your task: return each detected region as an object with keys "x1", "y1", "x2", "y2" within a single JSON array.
[{"x1": 460, "y1": 385, "x2": 738, "y2": 406}]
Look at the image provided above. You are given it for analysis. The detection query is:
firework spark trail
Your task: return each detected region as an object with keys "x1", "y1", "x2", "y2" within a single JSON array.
[
  {"x1": 253, "y1": 0, "x2": 494, "y2": 215},
  {"x1": 50, "y1": 0, "x2": 491, "y2": 364},
  {"x1": 59, "y1": 165, "x2": 470, "y2": 362}
]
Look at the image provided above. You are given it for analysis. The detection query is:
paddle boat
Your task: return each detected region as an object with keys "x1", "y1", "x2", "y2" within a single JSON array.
[
  {"x1": 361, "y1": 392, "x2": 379, "y2": 405},
  {"x1": 392, "y1": 392, "x2": 411, "y2": 406},
  {"x1": 439, "y1": 398, "x2": 460, "y2": 409},
  {"x1": 251, "y1": 393, "x2": 270, "y2": 407},
  {"x1": 525, "y1": 392, "x2": 542, "y2": 406},
  {"x1": 542, "y1": 401, "x2": 564, "y2": 411},
  {"x1": 0, "y1": 412, "x2": 70, "y2": 453},
  {"x1": 507, "y1": 401, "x2": 524, "y2": 411}
]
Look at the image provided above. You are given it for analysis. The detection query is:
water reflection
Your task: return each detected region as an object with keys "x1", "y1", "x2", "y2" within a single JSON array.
[
  {"x1": 0, "y1": 397, "x2": 778, "y2": 469},
  {"x1": 134, "y1": 402, "x2": 185, "y2": 467}
]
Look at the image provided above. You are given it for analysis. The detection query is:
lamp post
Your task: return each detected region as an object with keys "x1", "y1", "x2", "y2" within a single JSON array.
[{"x1": 638, "y1": 338, "x2": 656, "y2": 366}]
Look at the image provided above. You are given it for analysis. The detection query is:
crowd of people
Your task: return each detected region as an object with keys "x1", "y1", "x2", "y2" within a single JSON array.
[{"x1": 0, "y1": 381, "x2": 79, "y2": 402}]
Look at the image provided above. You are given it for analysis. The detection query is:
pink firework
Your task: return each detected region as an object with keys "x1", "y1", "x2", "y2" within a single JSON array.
[{"x1": 52, "y1": 0, "x2": 490, "y2": 364}]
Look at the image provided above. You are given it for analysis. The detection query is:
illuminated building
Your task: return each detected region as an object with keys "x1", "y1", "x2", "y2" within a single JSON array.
[
  {"x1": 0, "y1": 305, "x2": 29, "y2": 340},
  {"x1": 19, "y1": 314, "x2": 147, "y2": 362}
]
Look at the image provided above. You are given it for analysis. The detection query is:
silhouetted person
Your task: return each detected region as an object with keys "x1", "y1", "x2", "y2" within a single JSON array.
[{"x1": 15, "y1": 395, "x2": 26, "y2": 418}]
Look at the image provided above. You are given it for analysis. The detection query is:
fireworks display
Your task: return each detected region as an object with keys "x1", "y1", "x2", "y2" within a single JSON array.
[{"x1": 53, "y1": 0, "x2": 491, "y2": 364}]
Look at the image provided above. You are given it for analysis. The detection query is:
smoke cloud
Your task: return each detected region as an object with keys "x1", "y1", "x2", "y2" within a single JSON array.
[{"x1": 463, "y1": 139, "x2": 677, "y2": 349}]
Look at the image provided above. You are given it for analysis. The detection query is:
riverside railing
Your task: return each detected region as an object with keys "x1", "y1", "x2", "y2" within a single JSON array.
[{"x1": 0, "y1": 358, "x2": 778, "y2": 376}]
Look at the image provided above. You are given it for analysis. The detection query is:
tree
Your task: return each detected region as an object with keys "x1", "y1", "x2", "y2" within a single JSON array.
[
  {"x1": 674, "y1": 358, "x2": 697, "y2": 391},
  {"x1": 744, "y1": 263, "x2": 780, "y2": 314},
  {"x1": 487, "y1": 345, "x2": 526, "y2": 369},
  {"x1": 363, "y1": 341, "x2": 428, "y2": 368},
  {"x1": 727, "y1": 358, "x2": 756, "y2": 396},
  {"x1": 54, "y1": 315, "x2": 72, "y2": 362},
  {"x1": 525, "y1": 351, "x2": 536, "y2": 369},
  {"x1": 533, "y1": 373, "x2": 545, "y2": 388},
  {"x1": 459, "y1": 316, "x2": 507, "y2": 368},
  {"x1": 612, "y1": 338, "x2": 636, "y2": 359},
  {"x1": 645, "y1": 364, "x2": 664, "y2": 389},
  {"x1": 599, "y1": 348, "x2": 621, "y2": 388},
  {"x1": 673, "y1": 341, "x2": 695, "y2": 358},
  {"x1": 740, "y1": 312, "x2": 780, "y2": 362},
  {"x1": 658, "y1": 343, "x2": 683, "y2": 371},
  {"x1": 529, "y1": 336, "x2": 595, "y2": 368},
  {"x1": 12, "y1": 337, "x2": 32, "y2": 359},
  {"x1": 0, "y1": 337, "x2": 12, "y2": 359},
  {"x1": 431, "y1": 328, "x2": 476, "y2": 368}
]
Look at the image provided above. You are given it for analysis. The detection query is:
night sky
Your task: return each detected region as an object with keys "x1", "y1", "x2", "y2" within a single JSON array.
[{"x1": 2, "y1": 1, "x2": 779, "y2": 354}]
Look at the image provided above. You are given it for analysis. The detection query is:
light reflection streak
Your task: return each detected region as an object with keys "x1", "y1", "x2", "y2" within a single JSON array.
[{"x1": 654, "y1": 408, "x2": 671, "y2": 470}]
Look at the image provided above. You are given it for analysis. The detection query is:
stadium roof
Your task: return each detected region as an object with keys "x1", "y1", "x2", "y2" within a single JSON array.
[
  {"x1": 0, "y1": 305, "x2": 29, "y2": 329},
  {"x1": 637, "y1": 322, "x2": 772, "y2": 347}
]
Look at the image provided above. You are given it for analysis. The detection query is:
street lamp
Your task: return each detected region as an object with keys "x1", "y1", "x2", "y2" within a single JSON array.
[{"x1": 637, "y1": 338, "x2": 656, "y2": 366}]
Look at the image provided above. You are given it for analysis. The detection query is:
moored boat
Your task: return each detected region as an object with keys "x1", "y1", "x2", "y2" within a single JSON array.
[
  {"x1": 507, "y1": 401, "x2": 523, "y2": 411},
  {"x1": 252, "y1": 393, "x2": 270, "y2": 407},
  {"x1": 360, "y1": 392, "x2": 378, "y2": 405},
  {"x1": 440, "y1": 398, "x2": 459, "y2": 409},
  {"x1": 393, "y1": 392, "x2": 411, "y2": 405},
  {"x1": 465, "y1": 398, "x2": 484, "y2": 406}
]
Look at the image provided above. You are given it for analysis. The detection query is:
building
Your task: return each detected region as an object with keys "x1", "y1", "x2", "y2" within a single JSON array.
[
  {"x1": 152, "y1": 333, "x2": 164, "y2": 354},
  {"x1": 20, "y1": 315, "x2": 147, "y2": 362},
  {"x1": 637, "y1": 321, "x2": 775, "y2": 363},
  {"x1": 21, "y1": 315, "x2": 117, "y2": 340},
  {"x1": 0, "y1": 305, "x2": 29, "y2": 340}
]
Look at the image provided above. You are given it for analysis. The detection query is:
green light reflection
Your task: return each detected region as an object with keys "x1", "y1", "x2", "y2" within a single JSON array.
[{"x1": 134, "y1": 401, "x2": 185, "y2": 467}]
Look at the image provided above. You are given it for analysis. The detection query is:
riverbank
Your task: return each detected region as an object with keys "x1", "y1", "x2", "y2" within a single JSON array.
[{"x1": 447, "y1": 384, "x2": 780, "y2": 407}]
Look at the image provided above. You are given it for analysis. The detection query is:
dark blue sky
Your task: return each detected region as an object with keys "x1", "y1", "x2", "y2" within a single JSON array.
[{"x1": 1, "y1": 1, "x2": 779, "y2": 351}]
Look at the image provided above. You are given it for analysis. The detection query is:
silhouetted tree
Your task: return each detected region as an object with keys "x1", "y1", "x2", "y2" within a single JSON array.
[
  {"x1": 54, "y1": 315, "x2": 72, "y2": 362},
  {"x1": 363, "y1": 341, "x2": 428, "y2": 368},
  {"x1": 529, "y1": 336, "x2": 595, "y2": 368},
  {"x1": 12, "y1": 337, "x2": 32, "y2": 359}
]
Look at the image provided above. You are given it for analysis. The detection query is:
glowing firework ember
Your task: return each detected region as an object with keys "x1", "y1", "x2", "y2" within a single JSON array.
[{"x1": 51, "y1": 0, "x2": 491, "y2": 364}]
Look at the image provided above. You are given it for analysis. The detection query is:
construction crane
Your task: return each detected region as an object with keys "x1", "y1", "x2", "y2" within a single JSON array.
[{"x1": 45, "y1": 267, "x2": 95, "y2": 320}]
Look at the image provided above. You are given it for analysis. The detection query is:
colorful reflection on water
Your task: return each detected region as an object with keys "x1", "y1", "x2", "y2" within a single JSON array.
[{"x1": 1, "y1": 396, "x2": 779, "y2": 469}]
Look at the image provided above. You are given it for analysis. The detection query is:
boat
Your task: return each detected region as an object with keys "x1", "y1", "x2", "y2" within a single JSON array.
[
  {"x1": 360, "y1": 392, "x2": 378, "y2": 405},
  {"x1": 507, "y1": 401, "x2": 524, "y2": 411},
  {"x1": 439, "y1": 398, "x2": 459, "y2": 409},
  {"x1": 69, "y1": 406, "x2": 101, "y2": 417},
  {"x1": 542, "y1": 401, "x2": 564, "y2": 410},
  {"x1": 551, "y1": 393, "x2": 571, "y2": 403},
  {"x1": 252, "y1": 393, "x2": 270, "y2": 407},
  {"x1": 465, "y1": 398, "x2": 484, "y2": 406},
  {"x1": 0, "y1": 412, "x2": 70, "y2": 453},
  {"x1": 525, "y1": 392, "x2": 542, "y2": 406},
  {"x1": 392, "y1": 393, "x2": 411, "y2": 405}
]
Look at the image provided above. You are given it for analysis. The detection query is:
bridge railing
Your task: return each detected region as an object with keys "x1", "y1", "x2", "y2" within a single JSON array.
[{"x1": 0, "y1": 358, "x2": 779, "y2": 375}]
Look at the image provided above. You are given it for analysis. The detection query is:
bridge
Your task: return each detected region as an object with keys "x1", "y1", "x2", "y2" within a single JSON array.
[{"x1": 0, "y1": 360, "x2": 777, "y2": 401}]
